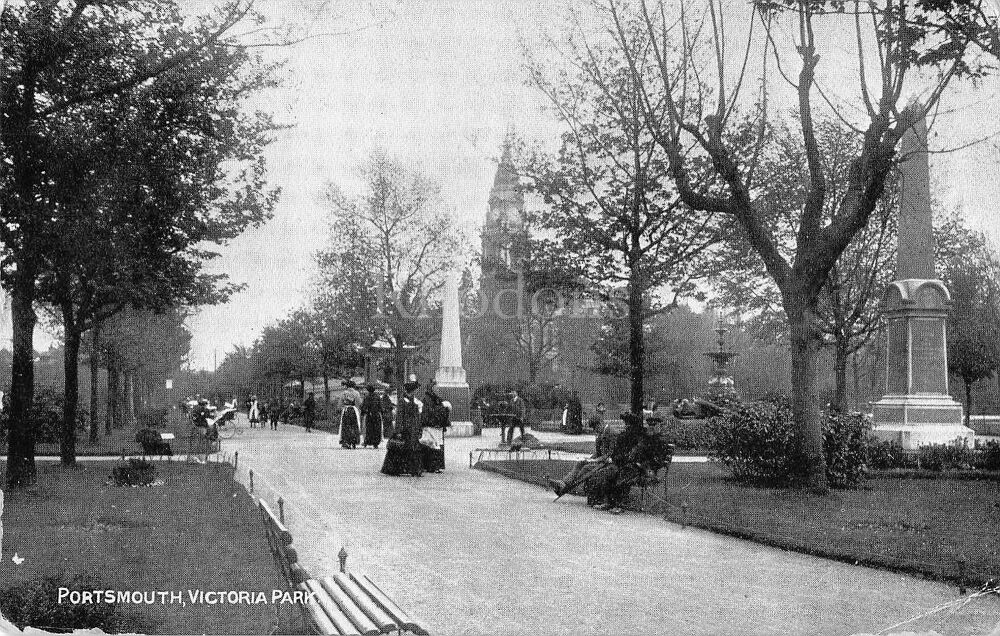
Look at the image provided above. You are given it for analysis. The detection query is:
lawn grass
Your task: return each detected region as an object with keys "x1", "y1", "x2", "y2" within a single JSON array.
[
  {"x1": 0, "y1": 460, "x2": 306, "y2": 634},
  {"x1": 478, "y1": 458, "x2": 1000, "y2": 590}
]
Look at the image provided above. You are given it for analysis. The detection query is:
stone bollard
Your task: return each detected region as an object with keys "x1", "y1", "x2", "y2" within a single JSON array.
[
  {"x1": 957, "y1": 554, "x2": 967, "y2": 595},
  {"x1": 681, "y1": 501, "x2": 689, "y2": 528},
  {"x1": 278, "y1": 497, "x2": 285, "y2": 524},
  {"x1": 338, "y1": 547, "x2": 348, "y2": 573},
  {"x1": 249, "y1": 469, "x2": 254, "y2": 493},
  {"x1": 234, "y1": 451, "x2": 238, "y2": 470}
]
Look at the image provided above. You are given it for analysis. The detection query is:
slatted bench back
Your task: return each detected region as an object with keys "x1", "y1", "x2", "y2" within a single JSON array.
[
  {"x1": 260, "y1": 499, "x2": 308, "y2": 588},
  {"x1": 299, "y1": 572, "x2": 429, "y2": 636}
]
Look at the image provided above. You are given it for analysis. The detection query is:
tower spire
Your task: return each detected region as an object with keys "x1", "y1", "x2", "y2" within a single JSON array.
[{"x1": 487, "y1": 134, "x2": 524, "y2": 225}]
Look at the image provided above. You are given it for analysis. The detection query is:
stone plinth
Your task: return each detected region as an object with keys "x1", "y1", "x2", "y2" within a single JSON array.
[
  {"x1": 872, "y1": 280, "x2": 972, "y2": 449},
  {"x1": 436, "y1": 271, "x2": 474, "y2": 436}
]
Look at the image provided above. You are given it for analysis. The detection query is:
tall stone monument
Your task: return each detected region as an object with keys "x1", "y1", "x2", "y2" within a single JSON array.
[
  {"x1": 435, "y1": 271, "x2": 474, "y2": 436},
  {"x1": 872, "y1": 111, "x2": 973, "y2": 449}
]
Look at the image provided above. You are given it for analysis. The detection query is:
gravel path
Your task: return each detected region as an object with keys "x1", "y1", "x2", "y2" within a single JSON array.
[{"x1": 226, "y1": 419, "x2": 1000, "y2": 636}]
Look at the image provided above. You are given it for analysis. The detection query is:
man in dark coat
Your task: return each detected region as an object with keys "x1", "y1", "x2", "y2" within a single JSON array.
[
  {"x1": 303, "y1": 393, "x2": 316, "y2": 433},
  {"x1": 361, "y1": 385, "x2": 383, "y2": 449},
  {"x1": 380, "y1": 390, "x2": 395, "y2": 440},
  {"x1": 567, "y1": 390, "x2": 584, "y2": 434},
  {"x1": 506, "y1": 389, "x2": 527, "y2": 444}
]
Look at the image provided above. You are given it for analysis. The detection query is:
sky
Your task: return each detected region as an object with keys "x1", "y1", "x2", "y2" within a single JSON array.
[{"x1": 169, "y1": 0, "x2": 1000, "y2": 371}]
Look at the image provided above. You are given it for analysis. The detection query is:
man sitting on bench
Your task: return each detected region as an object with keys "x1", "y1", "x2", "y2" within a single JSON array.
[
  {"x1": 588, "y1": 415, "x2": 673, "y2": 513},
  {"x1": 546, "y1": 412, "x2": 641, "y2": 499},
  {"x1": 548, "y1": 412, "x2": 671, "y2": 512}
]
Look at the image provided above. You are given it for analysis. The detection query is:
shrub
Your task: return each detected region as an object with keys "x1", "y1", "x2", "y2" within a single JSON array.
[
  {"x1": 823, "y1": 411, "x2": 872, "y2": 488},
  {"x1": 661, "y1": 417, "x2": 715, "y2": 451},
  {"x1": 917, "y1": 443, "x2": 974, "y2": 472},
  {"x1": 1, "y1": 388, "x2": 90, "y2": 444},
  {"x1": 866, "y1": 439, "x2": 916, "y2": 470},
  {"x1": 974, "y1": 441, "x2": 1000, "y2": 471},
  {"x1": 709, "y1": 394, "x2": 798, "y2": 485},
  {"x1": 0, "y1": 575, "x2": 148, "y2": 633},
  {"x1": 711, "y1": 394, "x2": 873, "y2": 487},
  {"x1": 135, "y1": 429, "x2": 172, "y2": 456},
  {"x1": 111, "y1": 458, "x2": 156, "y2": 486}
]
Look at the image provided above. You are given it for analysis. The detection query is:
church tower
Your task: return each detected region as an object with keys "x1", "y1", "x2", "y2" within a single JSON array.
[{"x1": 480, "y1": 140, "x2": 526, "y2": 300}]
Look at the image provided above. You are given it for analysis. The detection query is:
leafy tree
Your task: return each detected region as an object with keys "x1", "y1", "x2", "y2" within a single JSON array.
[
  {"x1": 100, "y1": 308, "x2": 192, "y2": 430},
  {"x1": 522, "y1": 32, "x2": 725, "y2": 413},
  {"x1": 938, "y1": 219, "x2": 1000, "y2": 426},
  {"x1": 320, "y1": 150, "x2": 462, "y2": 397},
  {"x1": 33, "y1": 31, "x2": 275, "y2": 464},
  {"x1": 0, "y1": 0, "x2": 277, "y2": 487},
  {"x1": 599, "y1": 0, "x2": 998, "y2": 489}
]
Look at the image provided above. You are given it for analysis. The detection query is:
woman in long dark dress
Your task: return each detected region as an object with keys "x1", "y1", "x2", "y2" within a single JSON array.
[
  {"x1": 420, "y1": 383, "x2": 447, "y2": 473},
  {"x1": 339, "y1": 381, "x2": 361, "y2": 449},
  {"x1": 361, "y1": 385, "x2": 383, "y2": 449},
  {"x1": 381, "y1": 380, "x2": 422, "y2": 476}
]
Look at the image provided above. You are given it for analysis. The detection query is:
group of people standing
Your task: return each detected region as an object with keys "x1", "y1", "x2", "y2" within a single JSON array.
[
  {"x1": 380, "y1": 378, "x2": 450, "y2": 477},
  {"x1": 245, "y1": 395, "x2": 307, "y2": 431},
  {"x1": 478, "y1": 389, "x2": 528, "y2": 445},
  {"x1": 337, "y1": 380, "x2": 392, "y2": 450}
]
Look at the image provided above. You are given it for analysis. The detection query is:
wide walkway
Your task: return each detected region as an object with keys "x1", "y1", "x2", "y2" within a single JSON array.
[{"x1": 227, "y1": 419, "x2": 1000, "y2": 636}]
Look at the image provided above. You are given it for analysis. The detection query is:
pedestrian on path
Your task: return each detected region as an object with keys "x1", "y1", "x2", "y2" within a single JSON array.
[
  {"x1": 339, "y1": 381, "x2": 361, "y2": 449},
  {"x1": 361, "y1": 384, "x2": 383, "y2": 449},
  {"x1": 303, "y1": 393, "x2": 316, "y2": 433},
  {"x1": 506, "y1": 389, "x2": 527, "y2": 444},
  {"x1": 248, "y1": 395, "x2": 260, "y2": 428},
  {"x1": 268, "y1": 398, "x2": 281, "y2": 430},
  {"x1": 380, "y1": 378, "x2": 422, "y2": 476},
  {"x1": 380, "y1": 390, "x2": 395, "y2": 440}
]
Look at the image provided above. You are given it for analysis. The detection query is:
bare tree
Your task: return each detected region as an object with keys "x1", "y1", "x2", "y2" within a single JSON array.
[
  {"x1": 322, "y1": 150, "x2": 463, "y2": 398},
  {"x1": 598, "y1": 0, "x2": 998, "y2": 489}
]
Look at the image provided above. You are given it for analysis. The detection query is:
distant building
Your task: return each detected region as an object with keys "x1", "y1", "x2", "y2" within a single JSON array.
[{"x1": 463, "y1": 141, "x2": 624, "y2": 404}]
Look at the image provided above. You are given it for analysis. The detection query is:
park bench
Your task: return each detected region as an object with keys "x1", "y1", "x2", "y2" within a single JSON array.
[
  {"x1": 135, "y1": 429, "x2": 174, "y2": 456},
  {"x1": 259, "y1": 498, "x2": 429, "y2": 636}
]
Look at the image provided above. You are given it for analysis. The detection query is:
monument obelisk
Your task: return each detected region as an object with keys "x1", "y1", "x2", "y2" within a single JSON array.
[
  {"x1": 435, "y1": 270, "x2": 474, "y2": 436},
  {"x1": 872, "y1": 109, "x2": 973, "y2": 449}
]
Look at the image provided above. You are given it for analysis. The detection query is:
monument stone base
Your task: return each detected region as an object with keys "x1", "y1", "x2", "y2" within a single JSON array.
[
  {"x1": 444, "y1": 422, "x2": 475, "y2": 437},
  {"x1": 873, "y1": 394, "x2": 973, "y2": 449},
  {"x1": 436, "y1": 383, "x2": 476, "y2": 437}
]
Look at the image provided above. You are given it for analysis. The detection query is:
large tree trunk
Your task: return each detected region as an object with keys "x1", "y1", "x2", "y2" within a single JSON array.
[
  {"x1": 851, "y1": 351, "x2": 861, "y2": 412},
  {"x1": 627, "y1": 280, "x2": 644, "y2": 416},
  {"x1": 61, "y1": 320, "x2": 82, "y2": 466},
  {"x1": 964, "y1": 377, "x2": 973, "y2": 429},
  {"x1": 89, "y1": 325, "x2": 100, "y2": 444},
  {"x1": 787, "y1": 299, "x2": 828, "y2": 492},
  {"x1": 106, "y1": 364, "x2": 118, "y2": 434},
  {"x1": 125, "y1": 371, "x2": 137, "y2": 427},
  {"x1": 832, "y1": 340, "x2": 849, "y2": 413},
  {"x1": 5, "y1": 267, "x2": 39, "y2": 488}
]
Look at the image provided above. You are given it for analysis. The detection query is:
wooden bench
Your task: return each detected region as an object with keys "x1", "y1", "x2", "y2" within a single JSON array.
[
  {"x1": 299, "y1": 572, "x2": 429, "y2": 636},
  {"x1": 259, "y1": 498, "x2": 428, "y2": 635},
  {"x1": 260, "y1": 500, "x2": 309, "y2": 588}
]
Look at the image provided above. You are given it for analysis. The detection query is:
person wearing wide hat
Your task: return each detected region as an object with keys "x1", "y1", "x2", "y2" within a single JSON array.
[
  {"x1": 339, "y1": 380, "x2": 361, "y2": 449},
  {"x1": 420, "y1": 380, "x2": 447, "y2": 473},
  {"x1": 381, "y1": 377, "x2": 422, "y2": 476},
  {"x1": 361, "y1": 384, "x2": 384, "y2": 449}
]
